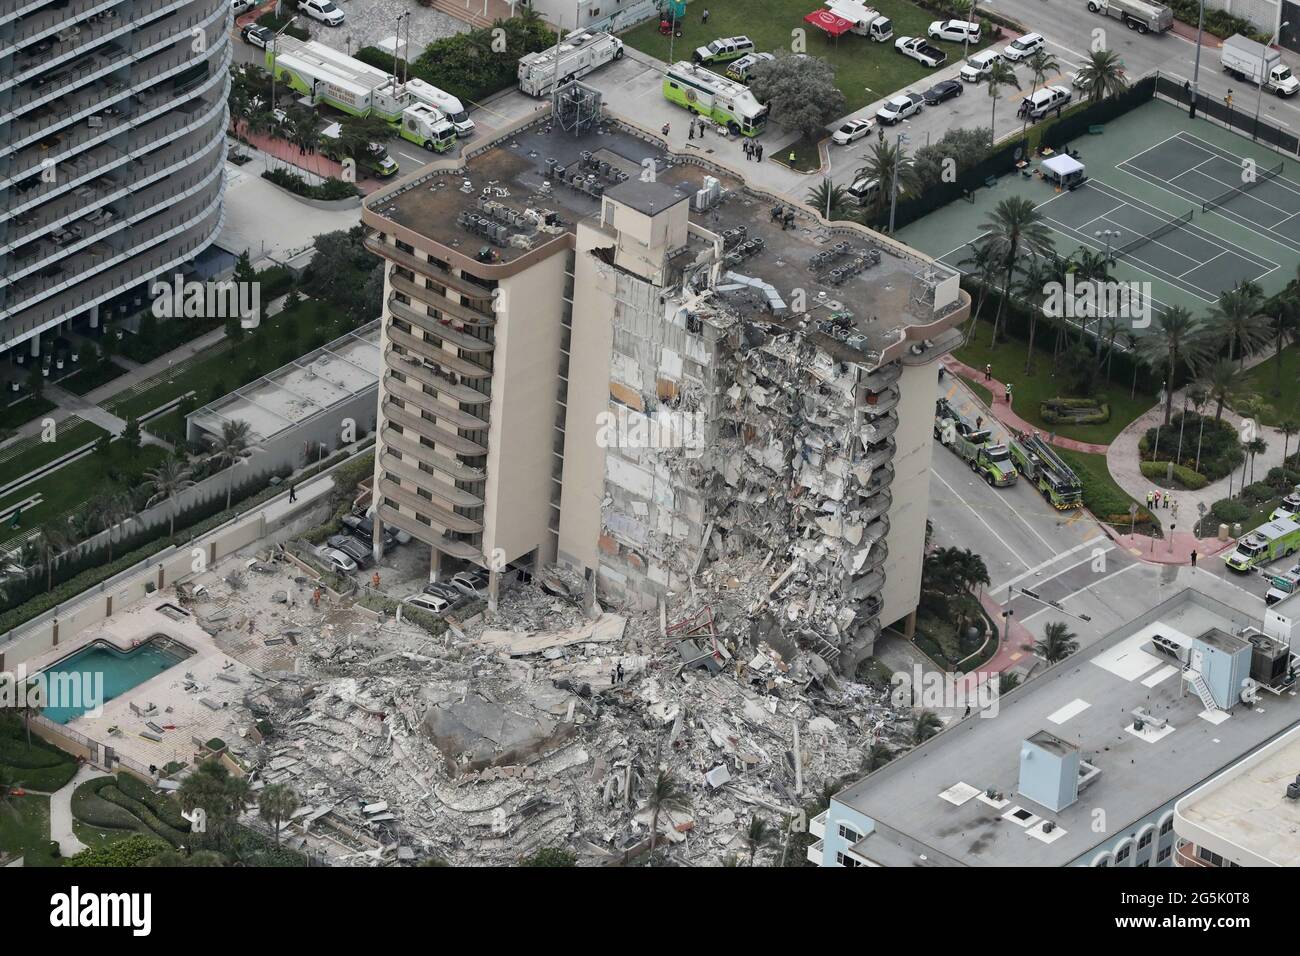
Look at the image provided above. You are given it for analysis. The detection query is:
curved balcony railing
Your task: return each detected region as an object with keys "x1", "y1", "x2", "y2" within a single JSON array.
[
  {"x1": 0, "y1": 202, "x2": 222, "y2": 344},
  {"x1": 380, "y1": 426, "x2": 484, "y2": 484},
  {"x1": 388, "y1": 271, "x2": 496, "y2": 327},
  {"x1": 377, "y1": 478, "x2": 482, "y2": 535},
  {"x1": 387, "y1": 329, "x2": 491, "y2": 381},
  {"x1": 364, "y1": 235, "x2": 496, "y2": 303},
  {"x1": 382, "y1": 400, "x2": 487, "y2": 457},
  {"x1": 387, "y1": 296, "x2": 494, "y2": 353},
  {"x1": 383, "y1": 349, "x2": 491, "y2": 405},
  {"x1": 375, "y1": 503, "x2": 482, "y2": 561},
  {"x1": 379, "y1": 451, "x2": 484, "y2": 510},
  {"x1": 383, "y1": 376, "x2": 488, "y2": 431}
]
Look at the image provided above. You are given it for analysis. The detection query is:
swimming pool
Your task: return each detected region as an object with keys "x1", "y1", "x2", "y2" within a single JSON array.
[{"x1": 39, "y1": 638, "x2": 193, "y2": 724}]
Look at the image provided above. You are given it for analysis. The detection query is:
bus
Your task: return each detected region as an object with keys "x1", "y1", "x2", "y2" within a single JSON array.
[{"x1": 663, "y1": 61, "x2": 768, "y2": 137}]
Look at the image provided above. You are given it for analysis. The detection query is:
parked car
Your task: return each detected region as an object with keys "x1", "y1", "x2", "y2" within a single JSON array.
[
  {"x1": 846, "y1": 176, "x2": 882, "y2": 206},
  {"x1": 876, "y1": 92, "x2": 924, "y2": 124},
  {"x1": 327, "y1": 534, "x2": 372, "y2": 569},
  {"x1": 832, "y1": 117, "x2": 875, "y2": 145},
  {"x1": 317, "y1": 547, "x2": 358, "y2": 574},
  {"x1": 724, "y1": 51, "x2": 775, "y2": 83},
  {"x1": 1002, "y1": 32, "x2": 1045, "y2": 62},
  {"x1": 960, "y1": 48, "x2": 1003, "y2": 82},
  {"x1": 928, "y1": 19, "x2": 981, "y2": 44},
  {"x1": 450, "y1": 569, "x2": 490, "y2": 597},
  {"x1": 923, "y1": 79, "x2": 963, "y2": 104},
  {"x1": 1069, "y1": 70, "x2": 1092, "y2": 93},
  {"x1": 422, "y1": 582, "x2": 464, "y2": 604},
  {"x1": 342, "y1": 512, "x2": 397, "y2": 550},
  {"x1": 692, "y1": 36, "x2": 755, "y2": 64},
  {"x1": 241, "y1": 24, "x2": 273, "y2": 48},
  {"x1": 1019, "y1": 84, "x2": 1072, "y2": 120},
  {"x1": 299, "y1": 0, "x2": 344, "y2": 25},
  {"x1": 232, "y1": 0, "x2": 258, "y2": 13},
  {"x1": 404, "y1": 593, "x2": 451, "y2": 615}
]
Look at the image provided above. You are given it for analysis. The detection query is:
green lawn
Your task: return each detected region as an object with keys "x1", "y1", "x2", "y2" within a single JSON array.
[
  {"x1": 1058, "y1": 447, "x2": 1156, "y2": 532},
  {"x1": 106, "y1": 299, "x2": 353, "y2": 422},
  {"x1": 1237, "y1": 346, "x2": 1300, "y2": 428},
  {"x1": 957, "y1": 373, "x2": 994, "y2": 408},
  {"x1": 954, "y1": 319, "x2": 1157, "y2": 446},
  {"x1": 0, "y1": 794, "x2": 58, "y2": 866},
  {"x1": 619, "y1": 0, "x2": 991, "y2": 114},
  {"x1": 53, "y1": 360, "x2": 130, "y2": 397},
  {"x1": 143, "y1": 408, "x2": 187, "y2": 445},
  {"x1": 0, "y1": 417, "x2": 108, "y2": 491}
]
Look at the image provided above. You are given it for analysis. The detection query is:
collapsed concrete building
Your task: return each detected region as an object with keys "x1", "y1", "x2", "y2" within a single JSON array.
[{"x1": 361, "y1": 90, "x2": 968, "y2": 678}]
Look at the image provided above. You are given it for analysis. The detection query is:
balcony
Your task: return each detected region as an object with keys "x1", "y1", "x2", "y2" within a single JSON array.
[
  {"x1": 364, "y1": 234, "x2": 495, "y2": 303},
  {"x1": 383, "y1": 349, "x2": 491, "y2": 404},
  {"x1": 384, "y1": 376, "x2": 488, "y2": 431},
  {"x1": 388, "y1": 271, "x2": 496, "y2": 327},
  {"x1": 377, "y1": 503, "x2": 482, "y2": 561},
  {"x1": 387, "y1": 330, "x2": 491, "y2": 382},
  {"x1": 810, "y1": 811, "x2": 826, "y2": 839},
  {"x1": 382, "y1": 400, "x2": 487, "y2": 457},
  {"x1": 807, "y1": 839, "x2": 824, "y2": 865},
  {"x1": 378, "y1": 478, "x2": 482, "y2": 534},
  {"x1": 379, "y1": 451, "x2": 483, "y2": 509},
  {"x1": 380, "y1": 426, "x2": 484, "y2": 484},
  {"x1": 388, "y1": 296, "x2": 494, "y2": 352},
  {"x1": 2, "y1": 0, "x2": 127, "y2": 41},
  {"x1": 860, "y1": 387, "x2": 899, "y2": 418}
]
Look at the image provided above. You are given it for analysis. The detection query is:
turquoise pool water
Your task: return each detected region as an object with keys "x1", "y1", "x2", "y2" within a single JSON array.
[{"x1": 39, "y1": 639, "x2": 192, "y2": 724}]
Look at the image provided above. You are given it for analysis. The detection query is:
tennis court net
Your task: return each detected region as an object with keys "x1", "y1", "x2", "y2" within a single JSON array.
[
  {"x1": 1202, "y1": 161, "x2": 1285, "y2": 212},
  {"x1": 1113, "y1": 208, "x2": 1193, "y2": 261}
]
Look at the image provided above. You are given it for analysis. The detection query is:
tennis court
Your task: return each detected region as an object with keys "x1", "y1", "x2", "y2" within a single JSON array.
[
  {"x1": 896, "y1": 98, "x2": 1299, "y2": 323},
  {"x1": 1117, "y1": 130, "x2": 1300, "y2": 253}
]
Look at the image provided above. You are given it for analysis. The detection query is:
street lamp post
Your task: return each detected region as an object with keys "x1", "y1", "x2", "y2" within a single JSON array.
[
  {"x1": 268, "y1": 16, "x2": 299, "y2": 144},
  {"x1": 888, "y1": 130, "x2": 909, "y2": 234},
  {"x1": 1095, "y1": 228, "x2": 1119, "y2": 264},
  {"x1": 1190, "y1": 0, "x2": 1205, "y2": 118},
  {"x1": 1253, "y1": 22, "x2": 1290, "y2": 139}
]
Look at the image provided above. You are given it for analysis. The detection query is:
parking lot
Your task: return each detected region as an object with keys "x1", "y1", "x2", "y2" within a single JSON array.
[{"x1": 297, "y1": 0, "x2": 467, "y2": 56}]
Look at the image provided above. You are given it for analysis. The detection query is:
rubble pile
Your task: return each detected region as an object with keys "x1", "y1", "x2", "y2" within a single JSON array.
[{"x1": 188, "y1": 554, "x2": 914, "y2": 867}]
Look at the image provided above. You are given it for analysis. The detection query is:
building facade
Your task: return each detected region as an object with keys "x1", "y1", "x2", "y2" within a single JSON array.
[{"x1": 0, "y1": 0, "x2": 231, "y2": 358}]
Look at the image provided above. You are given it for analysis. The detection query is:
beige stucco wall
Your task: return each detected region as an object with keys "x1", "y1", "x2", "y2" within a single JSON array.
[
  {"x1": 880, "y1": 360, "x2": 939, "y2": 630},
  {"x1": 481, "y1": 253, "x2": 568, "y2": 566}
]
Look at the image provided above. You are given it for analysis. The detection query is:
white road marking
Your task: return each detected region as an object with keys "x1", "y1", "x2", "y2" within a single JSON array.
[
  {"x1": 992, "y1": 535, "x2": 1110, "y2": 595},
  {"x1": 1020, "y1": 561, "x2": 1142, "y2": 622},
  {"x1": 930, "y1": 467, "x2": 1032, "y2": 570}
]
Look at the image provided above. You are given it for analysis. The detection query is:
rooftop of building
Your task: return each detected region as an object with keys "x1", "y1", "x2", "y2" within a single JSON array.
[
  {"x1": 1176, "y1": 724, "x2": 1300, "y2": 867},
  {"x1": 186, "y1": 321, "x2": 380, "y2": 443},
  {"x1": 363, "y1": 110, "x2": 961, "y2": 365},
  {"x1": 833, "y1": 588, "x2": 1299, "y2": 867}
]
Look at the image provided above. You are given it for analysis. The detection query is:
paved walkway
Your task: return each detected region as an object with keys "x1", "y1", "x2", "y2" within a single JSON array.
[
  {"x1": 48, "y1": 764, "x2": 108, "y2": 857},
  {"x1": 941, "y1": 356, "x2": 1110, "y2": 454}
]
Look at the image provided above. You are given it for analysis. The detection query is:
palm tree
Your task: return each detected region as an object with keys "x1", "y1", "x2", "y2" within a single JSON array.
[
  {"x1": 33, "y1": 522, "x2": 69, "y2": 591},
  {"x1": 912, "y1": 710, "x2": 942, "y2": 744},
  {"x1": 1136, "y1": 306, "x2": 1214, "y2": 424},
  {"x1": 101, "y1": 492, "x2": 133, "y2": 562},
  {"x1": 206, "y1": 419, "x2": 257, "y2": 509},
  {"x1": 958, "y1": 241, "x2": 1000, "y2": 342},
  {"x1": 1210, "y1": 283, "x2": 1272, "y2": 366},
  {"x1": 258, "y1": 784, "x2": 299, "y2": 847},
  {"x1": 1021, "y1": 49, "x2": 1061, "y2": 141},
  {"x1": 984, "y1": 59, "x2": 1021, "y2": 139},
  {"x1": 978, "y1": 197, "x2": 1054, "y2": 347},
  {"x1": 1076, "y1": 47, "x2": 1128, "y2": 103},
  {"x1": 145, "y1": 457, "x2": 196, "y2": 537},
  {"x1": 1033, "y1": 621, "x2": 1079, "y2": 663},
  {"x1": 1269, "y1": 301, "x2": 1299, "y2": 396},
  {"x1": 1279, "y1": 419, "x2": 1300, "y2": 465},
  {"x1": 1201, "y1": 358, "x2": 1244, "y2": 420},
  {"x1": 860, "y1": 742, "x2": 894, "y2": 772},
  {"x1": 999, "y1": 672, "x2": 1021, "y2": 694},
  {"x1": 646, "y1": 768, "x2": 690, "y2": 857},
  {"x1": 806, "y1": 178, "x2": 850, "y2": 221},
  {"x1": 854, "y1": 138, "x2": 919, "y2": 216},
  {"x1": 950, "y1": 0, "x2": 973, "y2": 21},
  {"x1": 1070, "y1": 246, "x2": 1112, "y2": 350},
  {"x1": 1246, "y1": 437, "x2": 1268, "y2": 485},
  {"x1": 1015, "y1": 256, "x2": 1053, "y2": 373},
  {"x1": 745, "y1": 814, "x2": 777, "y2": 865}
]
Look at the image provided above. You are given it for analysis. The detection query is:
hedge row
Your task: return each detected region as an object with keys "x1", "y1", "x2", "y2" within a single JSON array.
[
  {"x1": 117, "y1": 773, "x2": 190, "y2": 830},
  {"x1": 72, "y1": 776, "x2": 144, "y2": 832},
  {"x1": 1041, "y1": 398, "x2": 1110, "y2": 426},
  {"x1": 99, "y1": 784, "x2": 188, "y2": 847},
  {"x1": 262, "y1": 168, "x2": 358, "y2": 201},
  {"x1": 1167, "y1": 0, "x2": 1269, "y2": 41},
  {"x1": 0, "y1": 734, "x2": 74, "y2": 770},
  {"x1": 1140, "y1": 459, "x2": 1209, "y2": 490}
]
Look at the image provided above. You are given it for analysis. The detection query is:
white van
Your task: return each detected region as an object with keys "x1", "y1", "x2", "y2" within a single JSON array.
[
  {"x1": 846, "y1": 176, "x2": 882, "y2": 206},
  {"x1": 1019, "y1": 84, "x2": 1071, "y2": 120},
  {"x1": 960, "y1": 48, "x2": 1002, "y2": 82}
]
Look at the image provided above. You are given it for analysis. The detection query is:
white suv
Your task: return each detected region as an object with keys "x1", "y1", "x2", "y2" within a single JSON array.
[
  {"x1": 1002, "y1": 32, "x2": 1045, "y2": 62},
  {"x1": 299, "y1": 0, "x2": 344, "y2": 26},
  {"x1": 928, "y1": 20, "x2": 981, "y2": 44},
  {"x1": 876, "y1": 92, "x2": 923, "y2": 125}
]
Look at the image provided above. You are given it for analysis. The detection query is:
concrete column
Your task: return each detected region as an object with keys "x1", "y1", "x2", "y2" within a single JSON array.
[
  {"x1": 373, "y1": 511, "x2": 385, "y2": 565},
  {"x1": 88, "y1": 304, "x2": 100, "y2": 329},
  {"x1": 52, "y1": 617, "x2": 59, "y2": 646},
  {"x1": 30, "y1": 333, "x2": 40, "y2": 358},
  {"x1": 428, "y1": 545, "x2": 442, "y2": 582},
  {"x1": 157, "y1": 565, "x2": 165, "y2": 591},
  {"x1": 106, "y1": 595, "x2": 113, "y2": 617},
  {"x1": 904, "y1": 609, "x2": 917, "y2": 640},
  {"x1": 488, "y1": 569, "x2": 499, "y2": 613}
]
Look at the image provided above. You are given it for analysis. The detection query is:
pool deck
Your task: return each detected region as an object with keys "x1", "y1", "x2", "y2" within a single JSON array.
[{"x1": 26, "y1": 602, "x2": 253, "y2": 773}]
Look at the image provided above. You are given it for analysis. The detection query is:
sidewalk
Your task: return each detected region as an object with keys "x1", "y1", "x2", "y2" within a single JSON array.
[
  {"x1": 941, "y1": 356, "x2": 1110, "y2": 454},
  {"x1": 1103, "y1": 525, "x2": 1236, "y2": 564}
]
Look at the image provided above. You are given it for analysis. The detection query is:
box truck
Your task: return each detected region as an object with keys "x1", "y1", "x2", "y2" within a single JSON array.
[
  {"x1": 517, "y1": 31, "x2": 624, "y2": 97},
  {"x1": 1220, "y1": 33, "x2": 1300, "y2": 96}
]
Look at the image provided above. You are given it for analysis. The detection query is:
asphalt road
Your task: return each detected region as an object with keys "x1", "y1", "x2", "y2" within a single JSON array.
[{"x1": 930, "y1": 376, "x2": 1278, "y2": 657}]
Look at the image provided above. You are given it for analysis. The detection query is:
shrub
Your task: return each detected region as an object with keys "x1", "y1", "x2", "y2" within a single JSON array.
[
  {"x1": 1166, "y1": 0, "x2": 1268, "y2": 40},
  {"x1": 255, "y1": 12, "x2": 308, "y2": 39},
  {"x1": 1141, "y1": 413, "x2": 1241, "y2": 481},
  {"x1": 1242, "y1": 482, "x2": 1278, "y2": 504},
  {"x1": 1266, "y1": 466, "x2": 1300, "y2": 490},
  {"x1": 261, "y1": 167, "x2": 359, "y2": 201},
  {"x1": 116, "y1": 773, "x2": 190, "y2": 830},
  {"x1": 1041, "y1": 398, "x2": 1110, "y2": 425},
  {"x1": 71, "y1": 777, "x2": 142, "y2": 831},
  {"x1": 1140, "y1": 460, "x2": 1209, "y2": 490},
  {"x1": 98, "y1": 785, "x2": 188, "y2": 846},
  {"x1": 1211, "y1": 499, "x2": 1252, "y2": 524},
  {"x1": 67, "y1": 834, "x2": 171, "y2": 867}
]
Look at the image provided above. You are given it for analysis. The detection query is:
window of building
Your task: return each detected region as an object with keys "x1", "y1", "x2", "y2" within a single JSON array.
[
  {"x1": 1138, "y1": 831, "x2": 1152, "y2": 849},
  {"x1": 1198, "y1": 847, "x2": 1224, "y2": 867},
  {"x1": 837, "y1": 824, "x2": 862, "y2": 843},
  {"x1": 1116, "y1": 845, "x2": 1130, "y2": 862},
  {"x1": 835, "y1": 852, "x2": 862, "y2": 868},
  {"x1": 1157, "y1": 846, "x2": 1171, "y2": 863},
  {"x1": 1136, "y1": 861, "x2": 1148, "y2": 867},
  {"x1": 1160, "y1": 818, "x2": 1173, "y2": 835}
]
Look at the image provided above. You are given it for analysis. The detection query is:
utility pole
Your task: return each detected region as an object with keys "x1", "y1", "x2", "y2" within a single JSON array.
[
  {"x1": 1190, "y1": 0, "x2": 1205, "y2": 118},
  {"x1": 888, "y1": 131, "x2": 909, "y2": 233}
]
